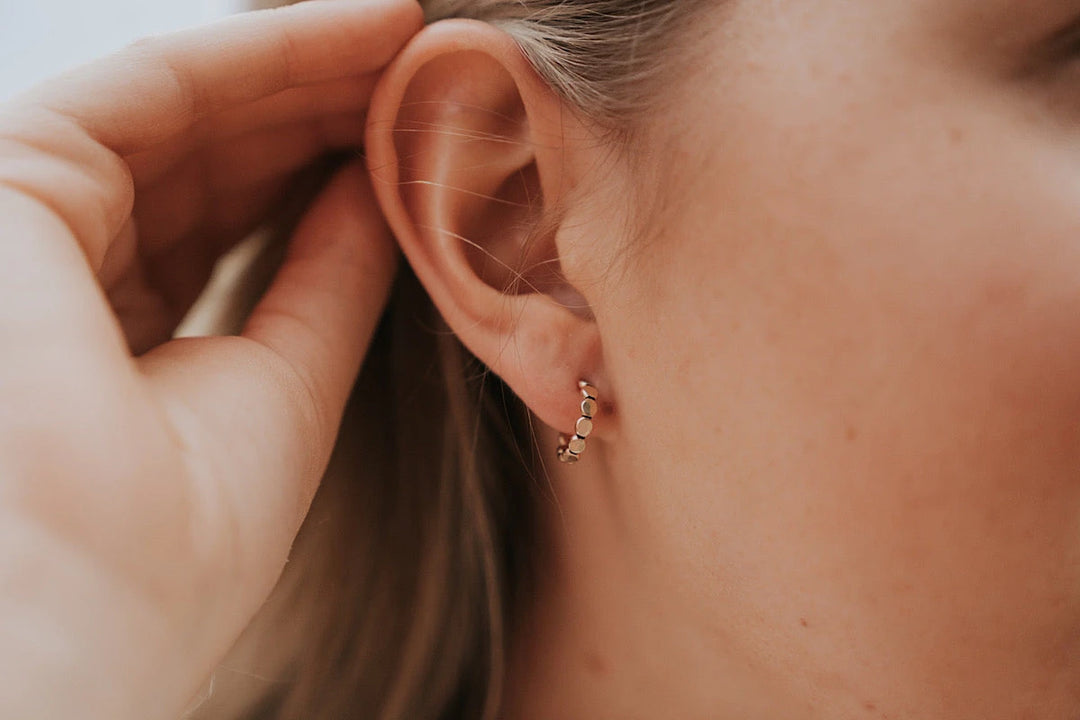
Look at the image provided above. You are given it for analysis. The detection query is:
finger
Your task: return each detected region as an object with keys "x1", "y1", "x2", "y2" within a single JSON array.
[
  {"x1": 138, "y1": 163, "x2": 397, "y2": 567},
  {"x1": 16, "y1": 0, "x2": 422, "y2": 156},
  {"x1": 110, "y1": 176, "x2": 293, "y2": 353},
  {"x1": 132, "y1": 111, "x2": 366, "y2": 255},
  {"x1": 126, "y1": 74, "x2": 377, "y2": 187},
  {"x1": 206, "y1": 74, "x2": 378, "y2": 142},
  {"x1": 102, "y1": 168, "x2": 290, "y2": 293}
]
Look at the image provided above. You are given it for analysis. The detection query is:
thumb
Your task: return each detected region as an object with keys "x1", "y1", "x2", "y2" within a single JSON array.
[{"x1": 140, "y1": 160, "x2": 398, "y2": 584}]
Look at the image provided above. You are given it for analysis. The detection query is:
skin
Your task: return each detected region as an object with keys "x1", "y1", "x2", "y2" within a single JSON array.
[{"x1": 365, "y1": 2, "x2": 1080, "y2": 718}]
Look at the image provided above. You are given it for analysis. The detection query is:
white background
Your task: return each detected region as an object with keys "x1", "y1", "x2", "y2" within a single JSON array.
[{"x1": 0, "y1": 0, "x2": 247, "y2": 100}]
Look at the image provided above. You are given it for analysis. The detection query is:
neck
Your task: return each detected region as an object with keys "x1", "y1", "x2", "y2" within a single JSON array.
[{"x1": 500, "y1": 430, "x2": 794, "y2": 720}]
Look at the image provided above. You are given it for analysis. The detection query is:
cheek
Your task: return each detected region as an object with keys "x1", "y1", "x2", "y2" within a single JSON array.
[{"x1": 601, "y1": 59, "x2": 1080, "y2": 712}]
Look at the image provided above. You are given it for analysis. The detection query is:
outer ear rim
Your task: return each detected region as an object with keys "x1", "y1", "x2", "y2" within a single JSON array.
[{"x1": 363, "y1": 18, "x2": 611, "y2": 440}]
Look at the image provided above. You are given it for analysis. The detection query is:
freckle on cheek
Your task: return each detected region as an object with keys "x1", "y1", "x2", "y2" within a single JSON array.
[{"x1": 585, "y1": 650, "x2": 608, "y2": 677}]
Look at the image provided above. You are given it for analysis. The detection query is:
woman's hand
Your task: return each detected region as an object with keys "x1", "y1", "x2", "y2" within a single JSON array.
[{"x1": 0, "y1": 2, "x2": 422, "y2": 718}]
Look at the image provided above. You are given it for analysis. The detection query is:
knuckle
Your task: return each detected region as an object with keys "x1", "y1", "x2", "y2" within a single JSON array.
[
  {"x1": 273, "y1": 24, "x2": 304, "y2": 90},
  {"x1": 124, "y1": 37, "x2": 201, "y2": 125},
  {"x1": 245, "y1": 321, "x2": 331, "y2": 469},
  {"x1": 0, "y1": 108, "x2": 133, "y2": 266}
]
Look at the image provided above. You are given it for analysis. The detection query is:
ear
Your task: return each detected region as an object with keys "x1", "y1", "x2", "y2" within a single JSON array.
[{"x1": 365, "y1": 19, "x2": 608, "y2": 439}]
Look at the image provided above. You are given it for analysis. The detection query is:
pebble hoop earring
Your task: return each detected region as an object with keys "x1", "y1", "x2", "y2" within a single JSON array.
[{"x1": 557, "y1": 381, "x2": 599, "y2": 464}]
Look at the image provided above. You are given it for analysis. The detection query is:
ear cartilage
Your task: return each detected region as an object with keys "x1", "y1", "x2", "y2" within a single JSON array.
[{"x1": 557, "y1": 381, "x2": 598, "y2": 464}]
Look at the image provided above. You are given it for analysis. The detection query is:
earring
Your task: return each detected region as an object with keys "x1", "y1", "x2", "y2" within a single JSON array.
[{"x1": 557, "y1": 380, "x2": 598, "y2": 464}]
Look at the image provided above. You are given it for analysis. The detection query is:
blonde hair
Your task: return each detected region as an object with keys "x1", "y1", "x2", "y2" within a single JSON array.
[{"x1": 187, "y1": 2, "x2": 707, "y2": 719}]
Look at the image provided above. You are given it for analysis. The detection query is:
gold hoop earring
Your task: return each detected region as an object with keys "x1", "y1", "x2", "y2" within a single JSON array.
[{"x1": 557, "y1": 380, "x2": 598, "y2": 464}]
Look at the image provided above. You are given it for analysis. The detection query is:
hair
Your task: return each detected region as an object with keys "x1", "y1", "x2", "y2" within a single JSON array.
[{"x1": 186, "y1": 2, "x2": 708, "y2": 719}]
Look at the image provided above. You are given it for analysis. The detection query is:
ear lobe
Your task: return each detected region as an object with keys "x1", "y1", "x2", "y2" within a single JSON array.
[{"x1": 365, "y1": 19, "x2": 607, "y2": 438}]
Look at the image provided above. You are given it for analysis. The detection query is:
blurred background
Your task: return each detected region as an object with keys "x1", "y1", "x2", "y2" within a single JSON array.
[{"x1": 0, "y1": 0, "x2": 253, "y2": 100}]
